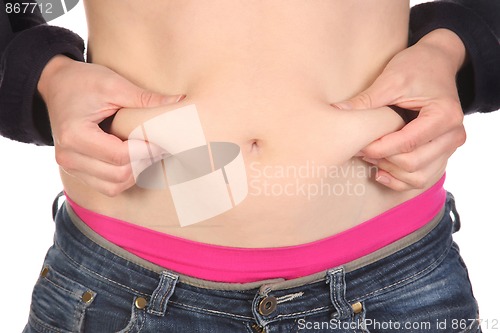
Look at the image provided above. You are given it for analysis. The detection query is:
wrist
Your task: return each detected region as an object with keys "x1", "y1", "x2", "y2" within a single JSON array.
[
  {"x1": 37, "y1": 55, "x2": 76, "y2": 101},
  {"x1": 417, "y1": 29, "x2": 467, "y2": 72}
]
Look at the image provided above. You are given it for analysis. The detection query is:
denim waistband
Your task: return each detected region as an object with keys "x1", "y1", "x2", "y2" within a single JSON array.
[{"x1": 52, "y1": 193, "x2": 458, "y2": 322}]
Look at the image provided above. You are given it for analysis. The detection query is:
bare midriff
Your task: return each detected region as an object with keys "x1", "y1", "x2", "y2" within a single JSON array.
[{"x1": 63, "y1": 0, "x2": 439, "y2": 248}]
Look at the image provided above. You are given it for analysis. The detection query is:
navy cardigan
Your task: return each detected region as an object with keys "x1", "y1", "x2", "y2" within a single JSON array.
[{"x1": 1, "y1": 0, "x2": 499, "y2": 145}]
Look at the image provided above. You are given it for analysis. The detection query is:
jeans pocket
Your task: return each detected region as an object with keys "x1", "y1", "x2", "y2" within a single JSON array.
[
  {"x1": 116, "y1": 297, "x2": 145, "y2": 333},
  {"x1": 83, "y1": 294, "x2": 145, "y2": 333},
  {"x1": 28, "y1": 264, "x2": 96, "y2": 333}
]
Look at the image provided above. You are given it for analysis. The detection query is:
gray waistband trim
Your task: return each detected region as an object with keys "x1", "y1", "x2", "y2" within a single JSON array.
[{"x1": 66, "y1": 202, "x2": 445, "y2": 292}]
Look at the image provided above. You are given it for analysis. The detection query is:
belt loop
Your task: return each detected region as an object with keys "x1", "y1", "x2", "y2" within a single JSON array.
[
  {"x1": 52, "y1": 191, "x2": 65, "y2": 221},
  {"x1": 447, "y1": 192, "x2": 461, "y2": 233},
  {"x1": 326, "y1": 267, "x2": 351, "y2": 320},
  {"x1": 148, "y1": 271, "x2": 179, "y2": 317}
]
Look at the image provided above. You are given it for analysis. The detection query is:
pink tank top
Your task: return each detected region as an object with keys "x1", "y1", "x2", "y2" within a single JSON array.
[{"x1": 67, "y1": 176, "x2": 446, "y2": 283}]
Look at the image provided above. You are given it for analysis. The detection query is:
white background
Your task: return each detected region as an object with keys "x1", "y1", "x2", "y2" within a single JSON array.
[{"x1": 1, "y1": 1, "x2": 498, "y2": 332}]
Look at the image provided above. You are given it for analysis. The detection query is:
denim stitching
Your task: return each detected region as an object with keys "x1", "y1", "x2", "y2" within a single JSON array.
[
  {"x1": 169, "y1": 300, "x2": 254, "y2": 320},
  {"x1": 28, "y1": 311, "x2": 70, "y2": 333},
  {"x1": 332, "y1": 274, "x2": 343, "y2": 317},
  {"x1": 263, "y1": 305, "x2": 331, "y2": 321},
  {"x1": 136, "y1": 310, "x2": 146, "y2": 333},
  {"x1": 245, "y1": 322, "x2": 256, "y2": 333},
  {"x1": 55, "y1": 240, "x2": 148, "y2": 296},
  {"x1": 121, "y1": 308, "x2": 145, "y2": 333},
  {"x1": 339, "y1": 272, "x2": 350, "y2": 319},
  {"x1": 159, "y1": 272, "x2": 178, "y2": 314},
  {"x1": 158, "y1": 282, "x2": 175, "y2": 314},
  {"x1": 40, "y1": 266, "x2": 89, "y2": 298},
  {"x1": 116, "y1": 302, "x2": 136, "y2": 333},
  {"x1": 276, "y1": 292, "x2": 304, "y2": 304},
  {"x1": 327, "y1": 268, "x2": 347, "y2": 319},
  {"x1": 156, "y1": 289, "x2": 169, "y2": 316},
  {"x1": 42, "y1": 276, "x2": 84, "y2": 298},
  {"x1": 347, "y1": 237, "x2": 451, "y2": 303},
  {"x1": 149, "y1": 273, "x2": 168, "y2": 316}
]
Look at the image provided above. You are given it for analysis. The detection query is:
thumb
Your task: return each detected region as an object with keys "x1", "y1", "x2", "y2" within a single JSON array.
[
  {"x1": 116, "y1": 79, "x2": 185, "y2": 109},
  {"x1": 332, "y1": 75, "x2": 397, "y2": 110},
  {"x1": 132, "y1": 89, "x2": 186, "y2": 109}
]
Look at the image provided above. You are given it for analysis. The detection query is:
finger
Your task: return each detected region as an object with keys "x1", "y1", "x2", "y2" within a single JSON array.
[
  {"x1": 362, "y1": 100, "x2": 463, "y2": 158},
  {"x1": 57, "y1": 150, "x2": 134, "y2": 184},
  {"x1": 332, "y1": 73, "x2": 402, "y2": 110},
  {"x1": 58, "y1": 125, "x2": 131, "y2": 166},
  {"x1": 57, "y1": 129, "x2": 169, "y2": 184},
  {"x1": 373, "y1": 170, "x2": 419, "y2": 192},
  {"x1": 61, "y1": 146, "x2": 166, "y2": 194},
  {"x1": 384, "y1": 126, "x2": 465, "y2": 173},
  {"x1": 112, "y1": 78, "x2": 185, "y2": 109},
  {"x1": 362, "y1": 113, "x2": 449, "y2": 159},
  {"x1": 366, "y1": 155, "x2": 447, "y2": 191},
  {"x1": 66, "y1": 138, "x2": 168, "y2": 177},
  {"x1": 363, "y1": 150, "x2": 448, "y2": 191}
]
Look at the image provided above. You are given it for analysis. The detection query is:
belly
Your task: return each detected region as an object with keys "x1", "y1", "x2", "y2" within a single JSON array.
[
  {"x1": 64, "y1": 96, "x2": 416, "y2": 247},
  {"x1": 65, "y1": 0, "x2": 421, "y2": 247}
]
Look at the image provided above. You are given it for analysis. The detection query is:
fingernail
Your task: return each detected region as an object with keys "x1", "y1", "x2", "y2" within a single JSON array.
[
  {"x1": 175, "y1": 94, "x2": 186, "y2": 103},
  {"x1": 362, "y1": 157, "x2": 379, "y2": 165},
  {"x1": 332, "y1": 102, "x2": 352, "y2": 110},
  {"x1": 376, "y1": 175, "x2": 391, "y2": 185},
  {"x1": 354, "y1": 151, "x2": 365, "y2": 157},
  {"x1": 162, "y1": 94, "x2": 185, "y2": 104}
]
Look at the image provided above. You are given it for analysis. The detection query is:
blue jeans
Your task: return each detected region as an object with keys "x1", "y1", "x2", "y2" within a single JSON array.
[{"x1": 24, "y1": 193, "x2": 480, "y2": 333}]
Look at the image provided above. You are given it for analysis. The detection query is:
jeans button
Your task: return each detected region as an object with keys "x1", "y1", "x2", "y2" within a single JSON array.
[
  {"x1": 351, "y1": 302, "x2": 363, "y2": 314},
  {"x1": 81, "y1": 291, "x2": 94, "y2": 304},
  {"x1": 258, "y1": 296, "x2": 277, "y2": 315},
  {"x1": 40, "y1": 266, "x2": 49, "y2": 278},
  {"x1": 135, "y1": 297, "x2": 148, "y2": 309}
]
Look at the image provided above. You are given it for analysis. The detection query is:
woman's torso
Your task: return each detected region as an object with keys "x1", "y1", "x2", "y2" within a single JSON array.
[{"x1": 63, "y1": 0, "x2": 435, "y2": 247}]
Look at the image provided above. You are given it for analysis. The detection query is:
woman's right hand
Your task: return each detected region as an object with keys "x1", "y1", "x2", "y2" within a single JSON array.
[{"x1": 37, "y1": 55, "x2": 185, "y2": 196}]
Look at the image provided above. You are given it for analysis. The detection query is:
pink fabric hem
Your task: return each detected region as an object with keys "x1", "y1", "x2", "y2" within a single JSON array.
[{"x1": 66, "y1": 175, "x2": 446, "y2": 283}]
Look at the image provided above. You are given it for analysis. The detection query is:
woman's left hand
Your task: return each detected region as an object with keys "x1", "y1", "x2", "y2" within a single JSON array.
[{"x1": 333, "y1": 29, "x2": 468, "y2": 191}]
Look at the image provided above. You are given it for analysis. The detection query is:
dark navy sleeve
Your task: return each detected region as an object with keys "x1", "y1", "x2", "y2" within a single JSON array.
[
  {"x1": 0, "y1": 0, "x2": 85, "y2": 146},
  {"x1": 410, "y1": 0, "x2": 500, "y2": 114}
]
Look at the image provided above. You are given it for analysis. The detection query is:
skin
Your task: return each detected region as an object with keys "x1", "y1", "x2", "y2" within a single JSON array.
[
  {"x1": 335, "y1": 29, "x2": 467, "y2": 191},
  {"x1": 37, "y1": 27, "x2": 467, "y2": 198},
  {"x1": 38, "y1": 56, "x2": 185, "y2": 196},
  {"x1": 36, "y1": 2, "x2": 468, "y2": 247}
]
